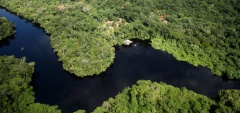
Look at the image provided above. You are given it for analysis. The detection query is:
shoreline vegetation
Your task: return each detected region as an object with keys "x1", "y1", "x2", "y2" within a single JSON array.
[
  {"x1": 0, "y1": 56, "x2": 61, "y2": 113},
  {"x1": 91, "y1": 80, "x2": 240, "y2": 113},
  {"x1": 1, "y1": 0, "x2": 239, "y2": 79},
  {"x1": 0, "y1": 0, "x2": 240, "y2": 113},
  {"x1": 0, "y1": 17, "x2": 15, "y2": 40},
  {"x1": 1, "y1": 56, "x2": 239, "y2": 113}
]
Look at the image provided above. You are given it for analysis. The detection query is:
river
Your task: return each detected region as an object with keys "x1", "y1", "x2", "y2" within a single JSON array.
[{"x1": 1, "y1": 8, "x2": 240, "y2": 113}]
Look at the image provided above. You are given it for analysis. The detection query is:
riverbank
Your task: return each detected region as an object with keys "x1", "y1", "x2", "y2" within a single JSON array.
[
  {"x1": 0, "y1": 56, "x2": 61, "y2": 113},
  {"x1": 0, "y1": 17, "x2": 15, "y2": 40},
  {"x1": 1, "y1": 1, "x2": 239, "y2": 79},
  {"x1": 1, "y1": 1, "x2": 240, "y2": 113},
  {"x1": 92, "y1": 80, "x2": 240, "y2": 113}
]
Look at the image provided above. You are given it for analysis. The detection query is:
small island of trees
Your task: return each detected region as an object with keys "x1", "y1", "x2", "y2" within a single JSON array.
[{"x1": 0, "y1": 17, "x2": 15, "y2": 40}]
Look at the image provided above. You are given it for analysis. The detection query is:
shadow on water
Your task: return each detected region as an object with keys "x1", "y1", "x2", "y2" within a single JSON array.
[
  {"x1": 1, "y1": 8, "x2": 240, "y2": 113},
  {"x1": 0, "y1": 36, "x2": 15, "y2": 48}
]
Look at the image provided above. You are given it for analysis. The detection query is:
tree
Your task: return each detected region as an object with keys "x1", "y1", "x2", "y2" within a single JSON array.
[
  {"x1": 0, "y1": 56, "x2": 61, "y2": 113},
  {"x1": 0, "y1": 17, "x2": 15, "y2": 40}
]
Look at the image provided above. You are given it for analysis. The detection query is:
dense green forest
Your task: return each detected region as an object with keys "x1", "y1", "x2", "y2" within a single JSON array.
[
  {"x1": 0, "y1": 17, "x2": 15, "y2": 40},
  {"x1": 91, "y1": 80, "x2": 240, "y2": 113},
  {"x1": 0, "y1": 56, "x2": 61, "y2": 113},
  {"x1": 0, "y1": 0, "x2": 240, "y2": 112},
  {"x1": 0, "y1": 0, "x2": 239, "y2": 79},
  {"x1": 1, "y1": 58, "x2": 239, "y2": 113},
  {"x1": 1, "y1": 59, "x2": 239, "y2": 113}
]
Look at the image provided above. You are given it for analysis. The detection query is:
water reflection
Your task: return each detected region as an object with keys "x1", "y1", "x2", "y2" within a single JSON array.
[
  {"x1": 0, "y1": 36, "x2": 15, "y2": 47},
  {"x1": 1, "y1": 8, "x2": 240, "y2": 113}
]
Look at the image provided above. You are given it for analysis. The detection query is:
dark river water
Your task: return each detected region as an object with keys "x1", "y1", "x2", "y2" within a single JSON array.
[{"x1": 1, "y1": 8, "x2": 240, "y2": 113}]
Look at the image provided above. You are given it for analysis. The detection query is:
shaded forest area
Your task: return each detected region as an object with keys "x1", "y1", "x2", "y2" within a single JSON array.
[
  {"x1": 0, "y1": 18, "x2": 61, "y2": 113},
  {"x1": 0, "y1": 56, "x2": 61, "y2": 113},
  {"x1": 1, "y1": 57, "x2": 239, "y2": 113},
  {"x1": 92, "y1": 80, "x2": 240, "y2": 113},
  {"x1": 0, "y1": 17, "x2": 15, "y2": 40},
  {"x1": 1, "y1": 0, "x2": 239, "y2": 78},
  {"x1": 0, "y1": 0, "x2": 240, "y2": 113},
  {"x1": 1, "y1": 58, "x2": 239, "y2": 113}
]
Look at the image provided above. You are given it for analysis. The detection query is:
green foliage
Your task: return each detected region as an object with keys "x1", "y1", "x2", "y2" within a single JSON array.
[
  {"x1": 0, "y1": 56, "x2": 34, "y2": 113},
  {"x1": 0, "y1": 0, "x2": 239, "y2": 78},
  {"x1": 91, "y1": 80, "x2": 240, "y2": 113},
  {"x1": 215, "y1": 90, "x2": 240, "y2": 113},
  {"x1": 147, "y1": 0, "x2": 240, "y2": 79},
  {"x1": 27, "y1": 103, "x2": 61, "y2": 113},
  {"x1": 2, "y1": 1, "x2": 240, "y2": 112},
  {"x1": 0, "y1": 56, "x2": 61, "y2": 113},
  {"x1": 73, "y1": 109, "x2": 86, "y2": 113},
  {"x1": 51, "y1": 35, "x2": 115, "y2": 77},
  {"x1": 0, "y1": 0, "x2": 116, "y2": 77},
  {"x1": 93, "y1": 80, "x2": 215, "y2": 113},
  {"x1": 0, "y1": 17, "x2": 15, "y2": 40}
]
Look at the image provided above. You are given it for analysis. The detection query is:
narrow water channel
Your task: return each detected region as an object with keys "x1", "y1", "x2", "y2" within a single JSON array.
[{"x1": 1, "y1": 8, "x2": 240, "y2": 113}]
